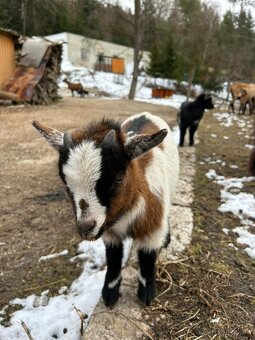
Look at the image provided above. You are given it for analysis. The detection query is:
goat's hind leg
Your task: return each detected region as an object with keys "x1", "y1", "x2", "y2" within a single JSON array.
[
  {"x1": 102, "y1": 242, "x2": 123, "y2": 307},
  {"x1": 189, "y1": 123, "x2": 198, "y2": 146},
  {"x1": 137, "y1": 248, "x2": 157, "y2": 306}
]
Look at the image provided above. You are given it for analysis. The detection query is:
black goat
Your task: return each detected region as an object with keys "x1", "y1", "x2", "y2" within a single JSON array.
[{"x1": 177, "y1": 93, "x2": 214, "y2": 147}]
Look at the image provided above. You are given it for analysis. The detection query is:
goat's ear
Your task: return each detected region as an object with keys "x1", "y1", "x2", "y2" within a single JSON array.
[
  {"x1": 102, "y1": 129, "x2": 116, "y2": 146},
  {"x1": 125, "y1": 129, "x2": 168, "y2": 160},
  {"x1": 32, "y1": 120, "x2": 64, "y2": 150}
]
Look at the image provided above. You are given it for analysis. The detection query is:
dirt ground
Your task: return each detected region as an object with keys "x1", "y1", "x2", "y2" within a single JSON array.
[
  {"x1": 1, "y1": 97, "x2": 255, "y2": 339},
  {"x1": 0, "y1": 97, "x2": 177, "y2": 322}
]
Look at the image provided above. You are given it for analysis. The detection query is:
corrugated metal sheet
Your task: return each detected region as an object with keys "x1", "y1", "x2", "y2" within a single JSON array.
[
  {"x1": 0, "y1": 33, "x2": 15, "y2": 90},
  {"x1": 18, "y1": 39, "x2": 51, "y2": 68}
]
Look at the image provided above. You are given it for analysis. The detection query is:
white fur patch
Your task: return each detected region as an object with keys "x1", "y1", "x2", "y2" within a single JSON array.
[
  {"x1": 47, "y1": 131, "x2": 64, "y2": 149},
  {"x1": 108, "y1": 274, "x2": 122, "y2": 289},
  {"x1": 112, "y1": 196, "x2": 146, "y2": 237},
  {"x1": 63, "y1": 141, "x2": 106, "y2": 235},
  {"x1": 138, "y1": 270, "x2": 146, "y2": 287},
  {"x1": 103, "y1": 196, "x2": 146, "y2": 246},
  {"x1": 135, "y1": 222, "x2": 168, "y2": 251}
]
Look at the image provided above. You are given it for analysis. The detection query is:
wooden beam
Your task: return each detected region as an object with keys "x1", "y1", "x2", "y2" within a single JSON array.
[{"x1": 0, "y1": 90, "x2": 20, "y2": 101}]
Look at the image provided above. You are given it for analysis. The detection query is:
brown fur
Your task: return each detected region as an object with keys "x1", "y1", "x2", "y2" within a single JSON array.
[
  {"x1": 105, "y1": 149, "x2": 163, "y2": 240},
  {"x1": 229, "y1": 82, "x2": 255, "y2": 115},
  {"x1": 63, "y1": 79, "x2": 83, "y2": 92},
  {"x1": 71, "y1": 119, "x2": 125, "y2": 145}
]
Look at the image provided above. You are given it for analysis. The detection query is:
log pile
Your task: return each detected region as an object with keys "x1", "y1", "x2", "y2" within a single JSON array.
[
  {"x1": 31, "y1": 43, "x2": 63, "y2": 105},
  {"x1": 0, "y1": 35, "x2": 63, "y2": 105}
]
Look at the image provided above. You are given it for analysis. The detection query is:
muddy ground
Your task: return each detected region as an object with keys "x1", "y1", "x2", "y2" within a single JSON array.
[{"x1": 0, "y1": 97, "x2": 177, "y2": 321}]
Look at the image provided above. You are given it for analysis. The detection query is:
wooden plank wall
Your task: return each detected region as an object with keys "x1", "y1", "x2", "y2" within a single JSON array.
[{"x1": 0, "y1": 34, "x2": 15, "y2": 90}]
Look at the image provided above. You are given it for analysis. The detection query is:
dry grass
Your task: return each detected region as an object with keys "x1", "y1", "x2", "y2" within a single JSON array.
[{"x1": 143, "y1": 111, "x2": 255, "y2": 339}]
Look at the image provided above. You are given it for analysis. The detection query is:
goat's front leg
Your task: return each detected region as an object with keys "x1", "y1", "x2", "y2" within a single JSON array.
[
  {"x1": 137, "y1": 248, "x2": 157, "y2": 306},
  {"x1": 179, "y1": 124, "x2": 187, "y2": 147},
  {"x1": 102, "y1": 243, "x2": 123, "y2": 307}
]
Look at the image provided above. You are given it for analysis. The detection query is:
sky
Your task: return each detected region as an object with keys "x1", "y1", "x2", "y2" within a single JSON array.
[
  {"x1": 207, "y1": 0, "x2": 255, "y2": 17},
  {"x1": 108, "y1": 0, "x2": 255, "y2": 18}
]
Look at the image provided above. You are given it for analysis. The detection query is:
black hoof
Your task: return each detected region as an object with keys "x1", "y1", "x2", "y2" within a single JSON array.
[
  {"x1": 138, "y1": 281, "x2": 155, "y2": 306},
  {"x1": 102, "y1": 280, "x2": 121, "y2": 307}
]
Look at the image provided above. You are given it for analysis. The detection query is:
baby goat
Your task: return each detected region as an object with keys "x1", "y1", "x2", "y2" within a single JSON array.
[
  {"x1": 63, "y1": 78, "x2": 88, "y2": 97},
  {"x1": 177, "y1": 93, "x2": 214, "y2": 147},
  {"x1": 33, "y1": 112, "x2": 179, "y2": 307}
]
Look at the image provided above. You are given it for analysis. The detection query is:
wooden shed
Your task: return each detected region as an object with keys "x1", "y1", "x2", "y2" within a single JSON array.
[
  {"x1": 0, "y1": 29, "x2": 63, "y2": 105},
  {"x1": 0, "y1": 28, "x2": 19, "y2": 91}
]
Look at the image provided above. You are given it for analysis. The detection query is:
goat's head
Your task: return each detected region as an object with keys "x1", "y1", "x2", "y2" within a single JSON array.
[
  {"x1": 198, "y1": 94, "x2": 214, "y2": 109},
  {"x1": 32, "y1": 120, "x2": 167, "y2": 241},
  {"x1": 237, "y1": 89, "x2": 247, "y2": 100}
]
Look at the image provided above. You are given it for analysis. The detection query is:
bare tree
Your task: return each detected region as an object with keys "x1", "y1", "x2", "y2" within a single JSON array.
[{"x1": 128, "y1": 0, "x2": 144, "y2": 99}]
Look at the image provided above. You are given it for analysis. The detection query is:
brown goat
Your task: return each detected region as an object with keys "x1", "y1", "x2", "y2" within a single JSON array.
[
  {"x1": 229, "y1": 82, "x2": 255, "y2": 115},
  {"x1": 63, "y1": 79, "x2": 88, "y2": 98},
  {"x1": 238, "y1": 87, "x2": 255, "y2": 115}
]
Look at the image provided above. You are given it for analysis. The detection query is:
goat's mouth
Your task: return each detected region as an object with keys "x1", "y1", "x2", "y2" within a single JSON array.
[{"x1": 77, "y1": 221, "x2": 108, "y2": 241}]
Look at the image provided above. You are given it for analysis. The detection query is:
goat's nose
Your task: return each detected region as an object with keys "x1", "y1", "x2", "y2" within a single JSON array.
[{"x1": 77, "y1": 218, "x2": 96, "y2": 236}]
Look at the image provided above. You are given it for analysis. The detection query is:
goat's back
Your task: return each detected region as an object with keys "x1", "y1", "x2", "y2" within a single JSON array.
[{"x1": 179, "y1": 100, "x2": 205, "y2": 124}]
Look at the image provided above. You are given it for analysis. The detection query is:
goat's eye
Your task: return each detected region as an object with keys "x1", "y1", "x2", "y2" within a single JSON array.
[{"x1": 116, "y1": 173, "x2": 125, "y2": 184}]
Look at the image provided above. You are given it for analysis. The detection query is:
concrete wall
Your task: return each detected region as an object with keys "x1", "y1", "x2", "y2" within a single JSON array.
[{"x1": 45, "y1": 32, "x2": 150, "y2": 72}]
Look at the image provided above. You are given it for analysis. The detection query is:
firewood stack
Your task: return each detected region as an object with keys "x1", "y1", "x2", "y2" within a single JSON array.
[{"x1": 31, "y1": 43, "x2": 63, "y2": 105}]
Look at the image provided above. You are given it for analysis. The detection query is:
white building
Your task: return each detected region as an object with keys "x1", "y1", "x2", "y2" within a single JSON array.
[{"x1": 45, "y1": 32, "x2": 150, "y2": 73}]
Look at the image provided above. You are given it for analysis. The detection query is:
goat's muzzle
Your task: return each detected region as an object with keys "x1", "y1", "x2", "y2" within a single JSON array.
[{"x1": 77, "y1": 218, "x2": 97, "y2": 240}]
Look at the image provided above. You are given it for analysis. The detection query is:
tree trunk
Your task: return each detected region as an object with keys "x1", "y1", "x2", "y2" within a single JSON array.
[
  {"x1": 22, "y1": 0, "x2": 27, "y2": 35},
  {"x1": 186, "y1": 66, "x2": 196, "y2": 101},
  {"x1": 128, "y1": 0, "x2": 143, "y2": 100}
]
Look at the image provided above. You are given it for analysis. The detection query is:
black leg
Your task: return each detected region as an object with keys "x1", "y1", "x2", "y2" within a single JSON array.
[
  {"x1": 229, "y1": 101, "x2": 234, "y2": 114},
  {"x1": 102, "y1": 243, "x2": 123, "y2": 307},
  {"x1": 189, "y1": 124, "x2": 198, "y2": 146},
  {"x1": 179, "y1": 125, "x2": 187, "y2": 147},
  {"x1": 163, "y1": 227, "x2": 171, "y2": 248},
  {"x1": 137, "y1": 249, "x2": 157, "y2": 306}
]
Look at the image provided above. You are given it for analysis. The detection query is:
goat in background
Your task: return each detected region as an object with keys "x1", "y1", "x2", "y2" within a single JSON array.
[
  {"x1": 229, "y1": 82, "x2": 255, "y2": 115},
  {"x1": 177, "y1": 93, "x2": 214, "y2": 147},
  {"x1": 63, "y1": 78, "x2": 89, "y2": 98}
]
